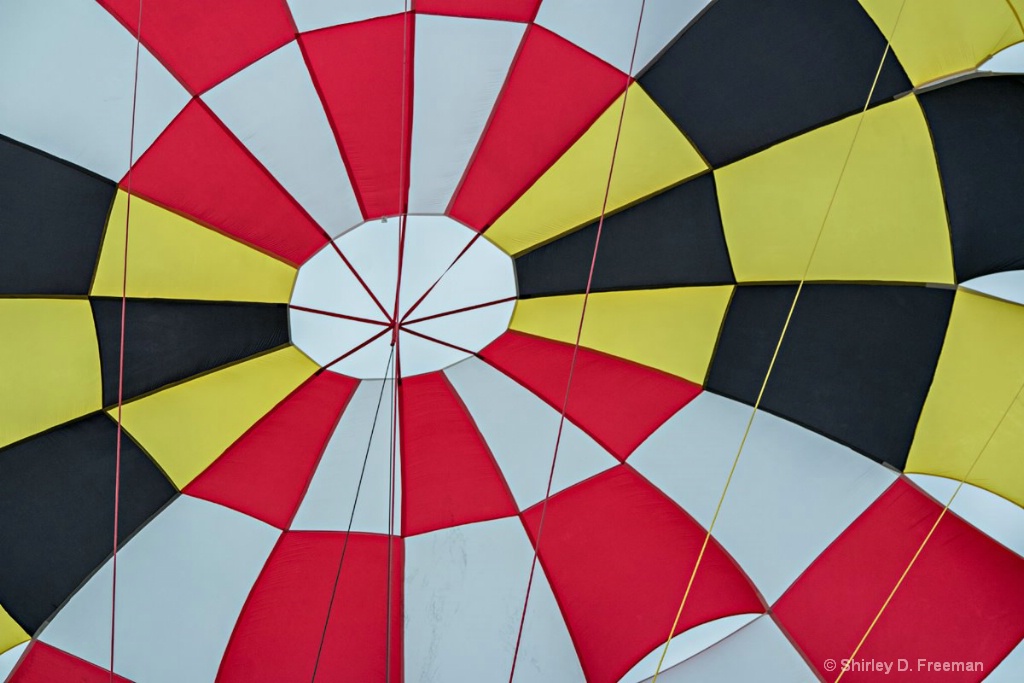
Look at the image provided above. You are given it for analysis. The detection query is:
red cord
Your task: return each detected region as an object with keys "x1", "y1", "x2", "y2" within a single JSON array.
[
  {"x1": 507, "y1": 3, "x2": 647, "y2": 681},
  {"x1": 385, "y1": 6, "x2": 411, "y2": 681},
  {"x1": 110, "y1": 2, "x2": 144, "y2": 680}
]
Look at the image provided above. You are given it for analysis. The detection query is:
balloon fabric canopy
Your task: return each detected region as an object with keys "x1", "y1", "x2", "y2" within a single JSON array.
[{"x1": 3, "y1": 0, "x2": 1024, "y2": 681}]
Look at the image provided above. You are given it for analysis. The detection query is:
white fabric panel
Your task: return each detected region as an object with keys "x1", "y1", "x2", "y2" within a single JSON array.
[
  {"x1": 290, "y1": 309, "x2": 384, "y2": 367},
  {"x1": 292, "y1": 380, "x2": 402, "y2": 534},
  {"x1": 405, "y1": 300, "x2": 515, "y2": 352},
  {"x1": 328, "y1": 333, "x2": 397, "y2": 379},
  {"x1": 408, "y1": 15, "x2": 525, "y2": 213},
  {"x1": 629, "y1": 393, "x2": 745, "y2": 530},
  {"x1": 987, "y1": 635, "x2": 1024, "y2": 682},
  {"x1": 290, "y1": 243, "x2": 386, "y2": 321},
  {"x1": 404, "y1": 516, "x2": 585, "y2": 683},
  {"x1": 336, "y1": 219, "x2": 400, "y2": 317},
  {"x1": 397, "y1": 330, "x2": 472, "y2": 377},
  {"x1": 630, "y1": 392, "x2": 897, "y2": 603},
  {"x1": 618, "y1": 613, "x2": 760, "y2": 683},
  {"x1": 642, "y1": 616, "x2": 818, "y2": 683},
  {"x1": 413, "y1": 235, "x2": 518, "y2": 319},
  {"x1": 0, "y1": 0, "x2": 190, "y2": 179},
  {"x1": 981, "y1": 42, "x2": 1024, "y2": 74},
  {"x1": 0, "y1": 642, "x2": 27, "y2": 682},
  {"x1": 535, "y1": 0, "x2": 711, "y2": 74},
  {"x1": 288, "y1": 0, "x2": 407, "y2": 32},
  {"x1": 908, "y1": 474, "x2": 1024, "y2": 557},
  {"x1": 444, "y1": 357, "x2": 618, "y2": 509},
  {"x1": 203, "y1": 42, "x2": 363, "y2": 237},
  {"x1": 960, "y1": 270, "x2": 1024, "y2": 307},
  {"x1": 396, "y1": 216, "x2": 476, "y2": 315},
  {"x1": 40, "y1": 496, "x2": 279, "y2": 683}
]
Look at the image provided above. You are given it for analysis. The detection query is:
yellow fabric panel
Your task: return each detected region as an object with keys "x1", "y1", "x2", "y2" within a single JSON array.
[
  {"x1": 0, "y1": 300, "x2": 101, "y2": 448},
  {"x1": 905, "y1": 291, "x2": 1024, "y2": 507},
  {"x1": 1012, "y1": 0, "x2": 1024, "y2": 27},
  {"x1": 113, "y1": 346, "x2": 317, "y2": 488},
  {"x1": 509, "y1": 286, "x2": 733, "y2": 383},
  {"x1": 716, "y1": 95, "x2": 953, "y2": 284},
  {"x1": 0, "y1": 605, "x2": 28, "y2": 656},
  {"x1": 486, "y1": 84, "x2": 708, "y2": 256},
  {"x1": 859, "y1": 0, "x2": 1023, "y2": 85},
  {"x1": 91, "y1": 191, "x2": 296, "y2": 302}
]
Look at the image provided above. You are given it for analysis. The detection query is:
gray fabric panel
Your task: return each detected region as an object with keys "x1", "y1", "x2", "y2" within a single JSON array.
[
  {"x1": 643, "y1": 616, "x2": 817, "y2": 683},
  {"x1": 404, "y1": 516, "x2": 584, "y2": 682},
  {"x1": 40, "y1": 496, "x2": 279, "y2": 683}
]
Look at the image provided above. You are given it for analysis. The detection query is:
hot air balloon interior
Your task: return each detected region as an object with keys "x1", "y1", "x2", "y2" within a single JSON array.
[{"x1": 1, "y1": 1, "x2": 1023, "y2": 681}]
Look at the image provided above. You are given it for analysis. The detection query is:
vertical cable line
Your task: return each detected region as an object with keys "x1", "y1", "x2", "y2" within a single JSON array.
[
  {"x1": 507, "y1": 4, "x2": 646, "y2": 681},
  {"x1": 312, "y1": 2, "x2": 411, "y2": 677},
  {"x1": 310, "y1": 349, "x2": 396, "y2": 683},
  {"x1": 385, "y1": 347, "x2": 400, "y2": 683},
  {"x1": 649, "y1": 2, "x2": 908, "y2": 679},
  {"x1": 109, "y1": 2, "x2": 144, "y2": 680},
  {"x1": 384, "y1": 5, "x2": 412, "y2": 681},
  {"x1": 832, "y1": 374, "x2": 1024, "y2": 683},
  {"x1": 308, "y1": 1, "x2": 412, "y2": 676}
]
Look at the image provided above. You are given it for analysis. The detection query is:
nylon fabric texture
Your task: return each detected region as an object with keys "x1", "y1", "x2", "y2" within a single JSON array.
[{"x1": 2, "y1": 1, "x2": 1024, "y2": 682}]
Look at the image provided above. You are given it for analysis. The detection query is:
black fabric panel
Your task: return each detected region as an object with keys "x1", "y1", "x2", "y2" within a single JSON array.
[
  {"x1": 707, "y1": 284, "x2": 954, "y2": 469},
  {"x1": 0, "y1": 413, "x2": 175, "y2": 632},
  {"x1": 0, "y1": 135, "x2": 116, "y2": 295},
  {"x1": 707, "y1": 285, "x2": 796, "y2": 403},
  {"x1": 919, "y1": 76, "x2": 1024, "y2": 281},
  {"x1": 91, "y1": 298, "x2": 289, "y2": 405},
  {"x1": 515, "y1": 174, "x2": 734, "y2": 297},
  {"x1": 639, "y1": 0, "x2": 911, "y2": 167}
]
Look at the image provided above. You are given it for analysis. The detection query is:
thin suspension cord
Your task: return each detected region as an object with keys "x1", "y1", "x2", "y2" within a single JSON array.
[
  {"x1": 386, "y1": 6, "x2": 412, "y2": 681},
  {"x1": 833, "y1": 374, "x2": 1024, "y2": 683},
  {"x1": 403, "y1": 295, "x2": 517, "y2": 325},
  {"x1": 507, "y1": 4, "x2": 646, "y2": 681},
  {"x1": 327, "y1": 242, "x2": 395, "y2": 323},
  {"x1": 109, "y1": 2, "x2": 144, "y2": 680},
  {"x1": 310, "y1": 5, "x2": 412, "y2": 677},
  {"x1": 322, "y1": 329, "x2": 392, "y2": 373},
  {"x1": 398, "y1": 232, "x2": 483, "y2": 325},
  {"x1": 288, "y1": 304, "x2": 392, "y2": 327},
  {"x1": 400, "y1": 326, "x2": 475, "y2": 355},
  {"x1": 650, "y1": 3, "x2": 908, "y2": 679},
  {"x1": 310, "y1": 349, "x2": 396, "y2": 682},
  {"x1": 390, "y1": 0, "x2": 412, "y2": 333},
  {"x1": 385, "y1": 350, "x2": 400, "y2": 683}
]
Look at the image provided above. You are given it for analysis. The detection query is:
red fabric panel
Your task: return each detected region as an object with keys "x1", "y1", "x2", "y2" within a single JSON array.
[
  {"x1": 98, "y1": 0, "x2": 295, "y2": 95},
  {"x1": 10, "y1": 642, "x2": 132, "y2": 683},
  {"x1": 774, "y1": 479, "x2": 1024, "y2": 682},
  {"x1": 217, "y1": 531, "x2": 403, "y2": 683},
  {"x1": 414, "y1": 0, "x2": 541, "y2": 22},
  {"x1": 123, "y1": 100, "x2": 328, "y2": 265},
  {"x1": 399, "y1": 372, "x2": 516, "y2": 535},
  {"x1": 448, "y1": 25, "x2": 625, "y2": 230},
  {"x1": 300, "y1": 14, "x2": 413, "y2": 220},
  {"x1": 184, "y1": 372, "x2": 357, "y2": 528},
  {"x1": 479, "y1": 331, "x2": 701, "y2": 460},
  {"x1": 521, "y1": 466, "x2": 764, "y2": 683}
]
